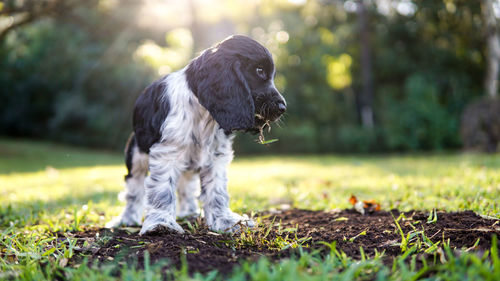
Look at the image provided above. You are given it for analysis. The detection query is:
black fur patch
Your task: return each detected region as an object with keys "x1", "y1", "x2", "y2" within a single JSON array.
[
  {"x1": 133, "y1": 77, "x2": 170, "y2": 153},
  {"x1": 124, "y1": 133, "x2": 136, "y2": 180},
  {"x1": 185, "y1": 36, "x2": 275, "y2": 133}
]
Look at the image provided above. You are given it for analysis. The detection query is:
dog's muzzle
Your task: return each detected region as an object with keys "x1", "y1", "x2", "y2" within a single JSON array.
[
  {"x1": 254, "y1": 91, "x2": 286, "y2": 127},
  {"x1": 267, "y1": 88, "x2": 286, "y2": 122}
]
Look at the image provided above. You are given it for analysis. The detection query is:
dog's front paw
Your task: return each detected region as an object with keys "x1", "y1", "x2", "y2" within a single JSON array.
[
  {"x1": 208, "y1": 212, "x2": 255, "y2": 233},
  {"x1": 139, "y1": 214, "x2": 184, "y2": 235}
]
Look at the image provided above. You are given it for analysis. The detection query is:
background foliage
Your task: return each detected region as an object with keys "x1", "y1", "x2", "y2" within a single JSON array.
[{"x1": 0, "y1": 0, "x2": 494, "y2": 153}]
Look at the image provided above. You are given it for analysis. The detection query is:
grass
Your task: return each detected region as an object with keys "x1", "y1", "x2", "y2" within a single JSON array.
[{"x1": 0, "y1": 138, "x2": 499, "y2": 280}]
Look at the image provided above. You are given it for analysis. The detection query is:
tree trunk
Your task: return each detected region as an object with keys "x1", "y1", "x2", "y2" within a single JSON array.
[
  {"x1": 357, "y1": 0, "x2": 374, "y2": 129},
  {"x1": 188, "y1": 0, "x2": 202, "y2": 56},
  {"x1": 482, "y1": 0, "x2": 500, "y2": 99}
]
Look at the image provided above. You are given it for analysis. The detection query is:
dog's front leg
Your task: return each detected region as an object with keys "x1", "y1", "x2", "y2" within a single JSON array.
[
  {"x1": 139, "y1": 145, "x2": 184, "y2": 235},
  {"x1": 199, "y1": 158, "x2": 254, "y2": 233}
]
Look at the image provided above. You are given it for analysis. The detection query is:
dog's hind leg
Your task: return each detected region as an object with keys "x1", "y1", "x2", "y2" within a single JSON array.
[
  {"x1": 139, "y1": 143, "x2": 185, "y2": 235},
  {"x1": 106, "y1": 134, "x2": 148, "y2": 228},
  {"x1": 177, "y1": 171, "x2": 200, "y2": 218}
]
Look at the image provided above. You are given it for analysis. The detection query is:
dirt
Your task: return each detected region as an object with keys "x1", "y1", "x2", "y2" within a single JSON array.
[{"x1": 66, "y1": 209, "x2": 500, "y2": 276}]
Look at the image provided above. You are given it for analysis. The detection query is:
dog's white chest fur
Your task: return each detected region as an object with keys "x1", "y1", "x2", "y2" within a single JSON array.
[{"x1": 156, "y1": 70, "x2": 234, "y2": 172}]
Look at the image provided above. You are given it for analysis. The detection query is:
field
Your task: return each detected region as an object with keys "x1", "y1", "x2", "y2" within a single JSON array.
[{"x1": 1, "y1": 138, "x2": 499, "y2": 280}]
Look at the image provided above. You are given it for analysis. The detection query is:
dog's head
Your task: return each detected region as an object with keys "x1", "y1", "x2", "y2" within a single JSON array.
[{"x1": 186, "y1": 35, "x2": 286, "y2": 133}]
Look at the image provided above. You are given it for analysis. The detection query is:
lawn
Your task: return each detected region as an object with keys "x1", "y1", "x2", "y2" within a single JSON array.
[{"x1": 0, "y1": 138, "x2": 499, "y2": 280}]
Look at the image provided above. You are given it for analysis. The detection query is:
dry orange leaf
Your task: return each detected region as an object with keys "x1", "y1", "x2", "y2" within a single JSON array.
[
  {"x1": 349, "y1": 195, "x2": 381, "y2": 213},
  {"x1": 362, "y1": 200, "x2": 381, "y2": 211},
  {"x1": 349, "y1": 195, "x2": 358, "y2": 205}
]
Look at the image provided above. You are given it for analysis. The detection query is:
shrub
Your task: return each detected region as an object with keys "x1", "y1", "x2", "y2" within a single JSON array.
[
  {"x1": 381, "y1": 74, "x2": 459, "y2": 151},
  {"x1": 461, "y1": 97, "x2": 500, "y2": 153}
]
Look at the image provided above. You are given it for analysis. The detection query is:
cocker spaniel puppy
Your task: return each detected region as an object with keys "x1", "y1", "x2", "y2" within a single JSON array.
[{"x1": 107, "y1": 35, "x2": 286, "y2": 235}]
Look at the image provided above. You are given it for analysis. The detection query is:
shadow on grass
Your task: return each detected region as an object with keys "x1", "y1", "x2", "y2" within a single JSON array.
[
  {"x1": 0, "y1": 190, "x2": 120, "y2": 228},
  {"x1": 0, "y1": 138, "x2": 123, "y2": 174}
]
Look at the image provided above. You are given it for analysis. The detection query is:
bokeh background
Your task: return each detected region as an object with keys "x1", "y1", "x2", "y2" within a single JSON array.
[{"x1": 1, "y1": 0, "x2": 499, "y2": 154}]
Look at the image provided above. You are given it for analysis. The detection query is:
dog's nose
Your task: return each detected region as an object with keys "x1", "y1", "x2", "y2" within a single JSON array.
[{"x1": 277, "y1": 102, "x2": 286, "y2": 114}]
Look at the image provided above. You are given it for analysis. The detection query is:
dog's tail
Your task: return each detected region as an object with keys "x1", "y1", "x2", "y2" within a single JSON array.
[{"x1": 124, "y1": 133, "x2": 149, "y2": 181}]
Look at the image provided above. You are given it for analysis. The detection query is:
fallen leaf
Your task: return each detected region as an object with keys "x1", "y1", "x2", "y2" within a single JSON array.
[
  {"x1": 349, "y1": 195, "x2": 381, "y2": 214},
  {"x1": 349, "y1": 195, "x2": 358, "y2": 205},
  {"x1": 362, "y1": 199, "x2": 381, "y2": 212}
]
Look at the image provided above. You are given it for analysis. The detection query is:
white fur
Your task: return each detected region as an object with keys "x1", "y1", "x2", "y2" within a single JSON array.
[{"x1": 105, "y1": 147, "x2": 148, "y2": 228}]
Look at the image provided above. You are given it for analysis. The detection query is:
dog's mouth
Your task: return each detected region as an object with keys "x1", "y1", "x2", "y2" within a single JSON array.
[
  {"x1": 253, "y1": 114, "x2": 271, "y2": 129},
  {"x1": 252, "y1": 114, "x2": 280, "y2": 144},
  {"x1": 254, "y1": 111, "x2": 282, "y2": 124}
]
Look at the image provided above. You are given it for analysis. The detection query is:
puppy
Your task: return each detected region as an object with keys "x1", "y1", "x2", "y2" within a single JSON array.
[{"x1": 107, "y1": 35, "x2": 286, "y2": 235}]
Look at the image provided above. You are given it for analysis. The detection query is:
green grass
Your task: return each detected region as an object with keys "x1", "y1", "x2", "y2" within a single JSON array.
[{"x1": 1, "y1": 138, "x2": 499, "y2": 280}]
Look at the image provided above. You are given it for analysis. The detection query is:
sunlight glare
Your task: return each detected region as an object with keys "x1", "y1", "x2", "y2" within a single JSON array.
[
  {"x1": 276, "y1": 31, "x2": 289, "y2": 43},
  {"x1": 134, "y1": 28, "x2": 193, "y2": 75},
  {"x1": 396, "y1": 0, "x2": 416, "y2": 16},
  {"x1": 323, "y1": 54, "x2": 352, "y2": 90},
  {"x1": 288, "y1": 0, "x2": 307, "y2": 5}
]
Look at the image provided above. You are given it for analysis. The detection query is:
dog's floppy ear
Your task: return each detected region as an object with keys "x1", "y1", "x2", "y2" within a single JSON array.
[{"x1": 187, "y1": 52, "x2": 255, "y2": 133}]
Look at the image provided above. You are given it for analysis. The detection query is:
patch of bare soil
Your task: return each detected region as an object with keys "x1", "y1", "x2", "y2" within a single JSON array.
[{"x1": 67, "y1": 209, "x2": 500, "y2": 276}]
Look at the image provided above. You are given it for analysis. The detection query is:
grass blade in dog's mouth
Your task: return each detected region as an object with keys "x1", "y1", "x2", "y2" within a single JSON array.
[
  {"x1": 256, "y1": 116, "x2": 279, "y2": 145},
  {"x1": 260, "y1": 138, "x2": 279, "y2": 145}
]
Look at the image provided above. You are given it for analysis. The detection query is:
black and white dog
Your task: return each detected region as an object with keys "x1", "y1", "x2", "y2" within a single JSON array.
[{"x1": 107, "y1": 35, "x2": 286, "y2": 235}]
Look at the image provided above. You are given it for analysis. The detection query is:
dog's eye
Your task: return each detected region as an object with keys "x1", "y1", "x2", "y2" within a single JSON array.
[{"x1": 256, "y1": 67, "x2": 266, "y2": 79}]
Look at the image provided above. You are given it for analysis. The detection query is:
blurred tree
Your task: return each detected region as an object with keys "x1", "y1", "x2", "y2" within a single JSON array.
[
  {"x1": 0, "y1": 0, "x2": 156, "y2": 148},
  {"x1": 0, "y1": 0, "x2": 496, "y2": 153},
  {"x1": 188, "y1": 0, "x2": 202, "y2": 55},
  {"x1": 460, "y1": 0, "x2": 500, "y2": 153},
  {"x1": 356, "y1": 0, "x2": 374, "y2": 129},
  {"x1": 0, "y1": 0, "x2": 80, "y2": 41},
  {"x1": 250, "y1": 0, "x2": 485, "y2": 152},
  {"x1": 482, "y1": 0, "x2": 500, "y2": 98}
]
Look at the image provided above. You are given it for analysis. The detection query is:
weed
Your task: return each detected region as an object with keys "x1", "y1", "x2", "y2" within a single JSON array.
[{"x1": 427, "y1": 209, "x2": 438, "y2": 224}]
